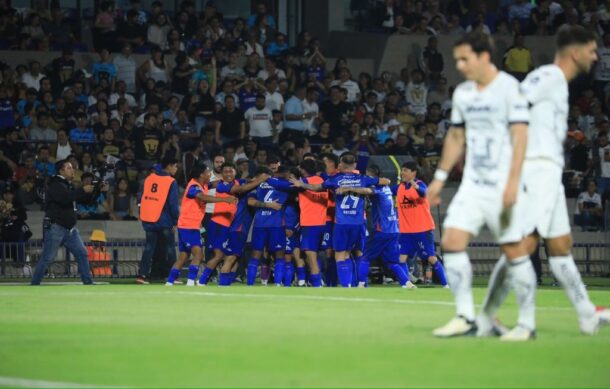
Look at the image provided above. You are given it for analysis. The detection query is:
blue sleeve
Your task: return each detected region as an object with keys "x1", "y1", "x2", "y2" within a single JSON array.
[
  {"x1": 321, "y1": 177, "x2": 337, "y2": 190},
  {"x1": 416, "y1": 180, "x2": 427, "y2": 197},
  {"x1": 216, "y1": 182, "x2": 234, "y2": 194},
  {"x1": 186, "y1": 185, "x2": 202, "y2": 199},
  {"x1": 168, "y1": 181, "x2": 180, "y2": 224},
  {"x1": 284, "y1": 98, "x2": 300, "y2": 116},
  {"x1": 363, "y1": 176, "x2": 380, "y2": 187},
  {"x1": 390, "y1": 185, "x2": 399, "y2": 196},
  {"x1": 268, "y1": 178, "x2": 293, "y2": 191}
]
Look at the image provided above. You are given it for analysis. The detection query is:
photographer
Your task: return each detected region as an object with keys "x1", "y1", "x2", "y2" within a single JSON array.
[
  {"x1": 76, "y1": 173, "x2": 110, "y2": 220},
  {"x1": 31, "y1": 159, "x2": 101, "y2": 285}
]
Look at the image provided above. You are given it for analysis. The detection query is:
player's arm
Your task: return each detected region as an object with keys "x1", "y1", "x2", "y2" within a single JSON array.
[
  {"x1": 503, "y1": 122, "x2": 528, "y2": 209},
  {"x1": 230, "y1": 173, "x2": 270, "y2": 194},
  {"x1": 427, "y1": 125, "x2": 465, "y2": 205},
  {"x1": 289, "y1": 177, "x2": 325, "y2": 192},
  {"x1": 247, "y1": 197, "x2": 282, "y2": 210},
  {"x1": 196, "y1": 192, "x2": 237, "y2": 204},
  {"x1": 411, "y1": 180, "x2": 427, "y2": 197},
  {"x1": 336, "y1": 187, "x2": 373, "y2": 196}
]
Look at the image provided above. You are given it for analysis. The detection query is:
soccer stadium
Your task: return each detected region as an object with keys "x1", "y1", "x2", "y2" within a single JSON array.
[{"x1": 0, "y1": 0, "x2": 609, "y2": 387}]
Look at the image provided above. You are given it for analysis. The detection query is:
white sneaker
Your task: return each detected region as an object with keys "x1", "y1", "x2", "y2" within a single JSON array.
[
  {"x1": 357, "y1": 281, "x2": 366, "y2": 288},
  {"x1": 500, "y1": 325, "x2": 536, "y2": 341},
  {"x1": 402, "y1": 281, "x2": 418, "y2": 289},
  {"x1": 580, "y1": 306, "x2": 610, "y2": 335},
  {"x1": 442, "y1": 284, "x2": 450, "y2": 289},
  {"x1": 433, "y1": 316, "x2": 477, "y2": 337},
  {"x1": 186, "y1": 279, "x2": 195, "y2": 287},
  {"x1": 297, "y1": 280, "x2": 306, "y2": 287},
  {"x1": 165, "y1": 282, "x2": 173, "y2": 286},
  {"x1": 196, "y1": 281, "x2": 206, "y2": 287},
  {"x1": 476, "y1": 315, "x2": 509, "y2": 337},
  {"x1": 261, "y1": 279, "x2": 268, "y2": 286}
]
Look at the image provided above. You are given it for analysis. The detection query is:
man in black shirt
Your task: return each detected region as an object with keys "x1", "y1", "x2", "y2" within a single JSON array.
[
  {"x1": 320, "y1": 86, "x2": 350, "y2": 139},
  {"x1": 31, "y1": 159, "x2": 108, "y2": 285},
  {"x1": 215, "y1": 95, "x2": 245, "y2": 146},
  {"x1": 134, "y1": 113, "x2": 163, "y2": 167}
]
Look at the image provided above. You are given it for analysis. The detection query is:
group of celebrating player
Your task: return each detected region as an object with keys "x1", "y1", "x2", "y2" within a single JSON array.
[{"x1": 162, "y1": 25, "x2": 610, "y2": 341}]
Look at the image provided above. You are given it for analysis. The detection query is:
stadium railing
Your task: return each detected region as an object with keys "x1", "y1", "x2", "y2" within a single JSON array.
[{"x1": 1, "y1": 240, "x2": 608, "y2": 280}]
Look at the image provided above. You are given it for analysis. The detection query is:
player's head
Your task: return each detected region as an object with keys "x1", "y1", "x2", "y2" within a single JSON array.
[
  {"x1": 212, "y1": 154, "x2": 225, "y2": 174},
  {"x1": 453, "y1": 31, "x2": 495, "y2": 81},
  {"x1": 299, "y1": 159, "x2": 317, "y2": 177},
  {"x1": 366, "y1": 164, "x2": 380, "y2": 178},
  {"x1": 277, "y1": 164, "x2": 291, "y2": 179},
  {"x1": 255, "y1": 166, "x2": 273, "y2": 177},
  {"x1": 289, "y1": 166, "x2": 301, "y2": 181},
  {"x1": 556, "y1": 25, "x2": 598, "y2": 75},
  {"x1": 268, "y1": 155, "x2": 281, "y2": 174},
  {"x1": 191, "y1": 163, "x2": 211, "y2": 183},
  {"x1": 339, "y1": 152, "x2": 357, "y2": 171},
  {"x1": 221, "y1": 162, "x2": 236, "y2": 182},
  {"x1": 401, "y1": 161, "x2": 418, "y2": 182},
  {"x1": 161, "y1": 156, "x2": 179, "y2": 176},
  {"x1": 321, "y1": 153, "x2": 339, "y2": 173}
]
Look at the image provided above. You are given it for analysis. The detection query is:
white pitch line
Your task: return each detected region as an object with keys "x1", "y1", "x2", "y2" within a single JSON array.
[{"x1": 0, "y1": 376, "x2": 118, "y2": 388}]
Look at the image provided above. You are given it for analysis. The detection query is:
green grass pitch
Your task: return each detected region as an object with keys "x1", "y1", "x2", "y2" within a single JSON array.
[{"x1": 1, "y1": 284, "x2": 609, "y2": 388}]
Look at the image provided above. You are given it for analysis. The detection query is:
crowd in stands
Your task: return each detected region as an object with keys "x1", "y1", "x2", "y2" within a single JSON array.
[{"x1": 0, "y1": 0, "x2": 608, "y2": 234}]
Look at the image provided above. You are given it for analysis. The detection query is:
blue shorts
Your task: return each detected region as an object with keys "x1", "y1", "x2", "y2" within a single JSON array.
[
  {"x1": 207, "y1": 220, "x2": 230, "y2": 251},
  {"x1": 399, "y1": 230, "x2": 436, "y2": 258},
  {"x1": 178, "y1": 228, "x2": 202, "y2": 253},
  {"x1": 333, "y1": 224, "x2": 366, "y2": 252},
  {"x1": 364, "y1": 232, "x2": 400, "y2": 264},
  {"x1": 320, "y1": 221, "x2": 333, "y2": 250},
  {"x1": 286, "y1": 230, "x2": 300, "y2": 255},
  {"x1": 300, "y1": 225, "x2": 326, "y2": 252},
  {"x1": 223, "y1": 230, "x2": 247, "y2": 256},
  {"x1": 251, "y1": 227, "x2": 286, "y2": 253}
]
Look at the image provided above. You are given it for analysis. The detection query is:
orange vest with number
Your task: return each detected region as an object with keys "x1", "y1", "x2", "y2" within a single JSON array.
[
  {"x1": 140, "y1": 173, "x2": 175, "y2": 223},
  {"x1": 396, "y1": 181, "x2": 435, "y2": 233},
  {"x1": 178, "y1": 179, "x2": 207, "y2": 229},
  {"x1": 87, "y1": 246, "x2": 111, "y2": 276},
  {"x1": 299, "y1": 175, "x2": 328, "y2": 227},
  {"x1": 211, "y1": 179, "x2": 239, "y2": 227}
]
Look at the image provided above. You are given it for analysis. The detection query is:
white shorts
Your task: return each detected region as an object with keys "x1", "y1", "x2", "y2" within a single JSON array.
[
  {"x1": 521, "y1": 160, "x2": 571, "y2": 239},
  {"x1": 443, "y1": 183, "x2": 526, "y2": 245}
]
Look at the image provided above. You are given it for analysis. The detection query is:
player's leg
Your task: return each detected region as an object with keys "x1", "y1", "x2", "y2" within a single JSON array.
[
  {"x1": 301, "y1": 226, "x2": 322, "y2": 287},
  {"x1": 187, "y1": 246, "x2": 204, "y2": 286},
  {"x1": 293, "y1": 248, "x2": 307, "y2": 286},
  {"x1": 546, "y1": 234, "x2": 609, "y2": 334},
  {"x1": 199, "y1": 222, "x2": 226, "y2": 285},
  {"x1": 247, "y1": 227, "x2": 266, "y2": 286},
  {"x1": 380, "y1": 233, "x2": 413, "y2": 288},
  {"x1": 423, "y1": 231, "x2": 447, "y2": 287},
  {"x1": 166, "y1": 229, "x2": 189, "y2": 286},
  {"x1": 333, "y1": 224, "x2": 358, "y2": 287},
  {"x1": 352, "y1": 225, "x2": 367, "y2": 287}
]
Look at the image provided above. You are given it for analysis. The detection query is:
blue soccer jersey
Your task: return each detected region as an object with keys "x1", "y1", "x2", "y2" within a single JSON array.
[
  {"x1": 370, "y1": 185, "x2": 399, "y2": 234},
  {"x1": 252, "y1": 177, "x2": 292, "y2": 228},
  {"x1": 322, "y1": 173, "x2": 379, "y2": 225},
  {"x1": 217, "y1": 179, "x2": 255, "y2": 233},
  {"x1": 283, "y1": 201, "x2": 300, "y2": 232}
]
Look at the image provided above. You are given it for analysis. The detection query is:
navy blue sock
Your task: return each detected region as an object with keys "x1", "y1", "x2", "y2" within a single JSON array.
[
  {"x1": 400, "y1": 262, "x2": 409, "y2": 279},
  {"x1": 357, "y1": 256, "x2": 370, "y2": 285},
  {"x1": 296, "y1": 266, "x2": 306, "y2": 282},
  {"x1": 274, "y1": 260, "x2": 285, "y2": 285},
  {"x1": 229, "y1": 271, "x2": 237, "y2": 285},
  {"x1": 390, "y1": 263, "x2": 409, "y2": 286},
  {"x1": 247, "y1": 258, "x2": 259, "y2": 286},
  {"x1": 434, "y1": 261, "x2": 448, "y2": 286},
  {"x1": 310, "y1": 273, "x2": 322, "y2": 287},
  {"x1": 187, "y1": 265, "x2": 199, "y2": 281},
  {"x1": 337, "y1": 260, "x2": 352, "y2": 287},
  {"x1": 167, "y1": 268, "x2": 180, "y2": 284},
  {"x1": 350, "y1": 258, "x2": 357, "y2": 286},
  {"x1": 198, "y1": 267, "x2": 213, "y2": 285},
  {"x1": 284, "y1": 262, "x2": 294, "y2": 287},
  {"x1": 218, "y1": 272, "x2": 231, "y2": 286}
]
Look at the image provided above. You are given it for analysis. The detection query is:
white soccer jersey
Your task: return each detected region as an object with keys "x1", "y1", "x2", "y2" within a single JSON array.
[
  {"x1": 450, "y1": 71, "x2": 529, "y2": 189},
  {"x1": 520, "y1": 64, "x2": 569, "y2": 167}
]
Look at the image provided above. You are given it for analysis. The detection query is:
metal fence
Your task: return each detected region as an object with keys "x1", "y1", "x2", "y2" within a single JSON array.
[{"x1": 1, "y1": 240, "x2": 608, "y2": 280}]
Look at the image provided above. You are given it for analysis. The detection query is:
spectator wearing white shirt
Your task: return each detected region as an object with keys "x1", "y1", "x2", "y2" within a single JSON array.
[
  {"x1": 404, "y1": 69, "x2": 428, "y2": 115},
  {"x1": 21, "y1": 61, "x2": 45, "y2": 91},
  {"x1": 29, "y1": 113, "x2": 56, "y2": 142},
  {"x1": 215, "y1": 80, "x2": 240, "y2": 108},
  {"x1": 220, "y1": 51, "x2": 246, "y2": 82},
  {"x1": 257, "y1": 58, "x2": 286, "y2": 81},
  {"x1": 109, "y1": 81, "x2": 138, "y2": 108},
  {"x1": 264, "y1": 77, "x2": 284, "y2": 112},
  {"x1": 574, "y1": 180, "x2": 604, "y2": 231},
  {"x1": 113, "y1": 43, "x2": 137, "y2": 94},
  {"x1": 302, "y1": 87, "x2": 319, "y2": 135},
  {"x1": 245, "y1": 94, "x2": 274, "y2": 147},
  {"x1": 330, "y1": 68, "x2": 361, "y2": 104},
  {"x1": 590, "y1": 132, "x2": 610, "y2": 196}
]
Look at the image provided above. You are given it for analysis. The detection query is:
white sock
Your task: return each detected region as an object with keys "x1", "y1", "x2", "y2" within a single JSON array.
[
  {"x1": 549, "y1": 255, "x2": 596, "y2": 319},
  {"x1": 507, "y1": 256, "x2": 537, "y2": 331},
  {"x1": 444, "y1": 252, "x2": 475, "y2": 321},
  {"x1": 480, "y1": 255, "x2": 511, "y2": 319}
]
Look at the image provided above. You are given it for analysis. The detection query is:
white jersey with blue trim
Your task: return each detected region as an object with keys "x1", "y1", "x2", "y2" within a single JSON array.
[
  {"x1": 520, "y1": 64, "x2": 569, "y2": 167},
  {"x1": 450, "y1": 71, "x2": 529, "y2": 189}
]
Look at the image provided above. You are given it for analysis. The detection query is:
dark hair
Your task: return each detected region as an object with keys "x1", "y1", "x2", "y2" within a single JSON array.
[
  {"x1": 339, "y1": 152, "x2": 357, "y2": 166},
  {"x1": 556, "y1": 25, "x2": 596, "y2": 50},
  {"x1": 55, "y1": 159, "x2": 70, "y2": 173},
  {"x1": 277, "y1": 165, "x2": 291, "y2": 174},
  {"x1": 402, "y1": 161, "x2": 418, "y2": 173},
  {"x1": 268, "y1": 155, "x2": 281, "y2": 164},
  {"x1": 321, "y1": 152, "x2": 338, "y2": 167},
  {"x1": 299, "y1": 159, "x2": 317, "y2": 175},
  {"x1": 81, "y1": 172, "x2": 95, "y2": 181},
  {"x1": 190, "y1": 163, "x2": 208, "y2": 179},
  {"x1": 161, "y1": 156, "x2": 178, "y2": 168},
  {"x1": 255, "y1": 166, "x2": 273, "y2": 176},
  {"x1": 221, "y1": 162, "x2": 236, "y2": 170},
  {"x1": 454, "y1": 31, "x2": 495, "y2": 56},
  {"x1": 367, "y1": 164, "x2": 380, "y2": 177}
]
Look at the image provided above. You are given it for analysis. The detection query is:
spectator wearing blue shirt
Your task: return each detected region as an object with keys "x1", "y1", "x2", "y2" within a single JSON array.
[
  {"x1": 16, "y1": 88, "x2": 40, "y2": 116},
  {"x1": 92, "y1": 48, "x2": 117, "y2": 90},
  {"x1": 282, "y1": 86, "x2": 308, "y2": 143},
  {"x1": 266, "y1": 33, "x2": 289, "y2": 57},
  {"x1": 247, "y1": 2, "x2": 277, "y2": 30},
  {"x1": 0, "y1": 87, "x2": 15, "y2": 132},
  {"x1": 34, "y1": 146, "x2": 56, "y2": 177},
  {"x1": 69, "y1": 113, "x2": 96, "y2": 145}
]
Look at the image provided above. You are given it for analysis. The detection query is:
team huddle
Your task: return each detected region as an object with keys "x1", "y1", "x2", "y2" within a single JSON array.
[{"x1": 141, "y1": 26, "x2": 610, "y2": 341}]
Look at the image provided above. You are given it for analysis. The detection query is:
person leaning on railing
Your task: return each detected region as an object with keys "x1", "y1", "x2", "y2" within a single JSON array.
[{"x1": 31, "y1": 159, "x2": 109, "y2": 285}]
